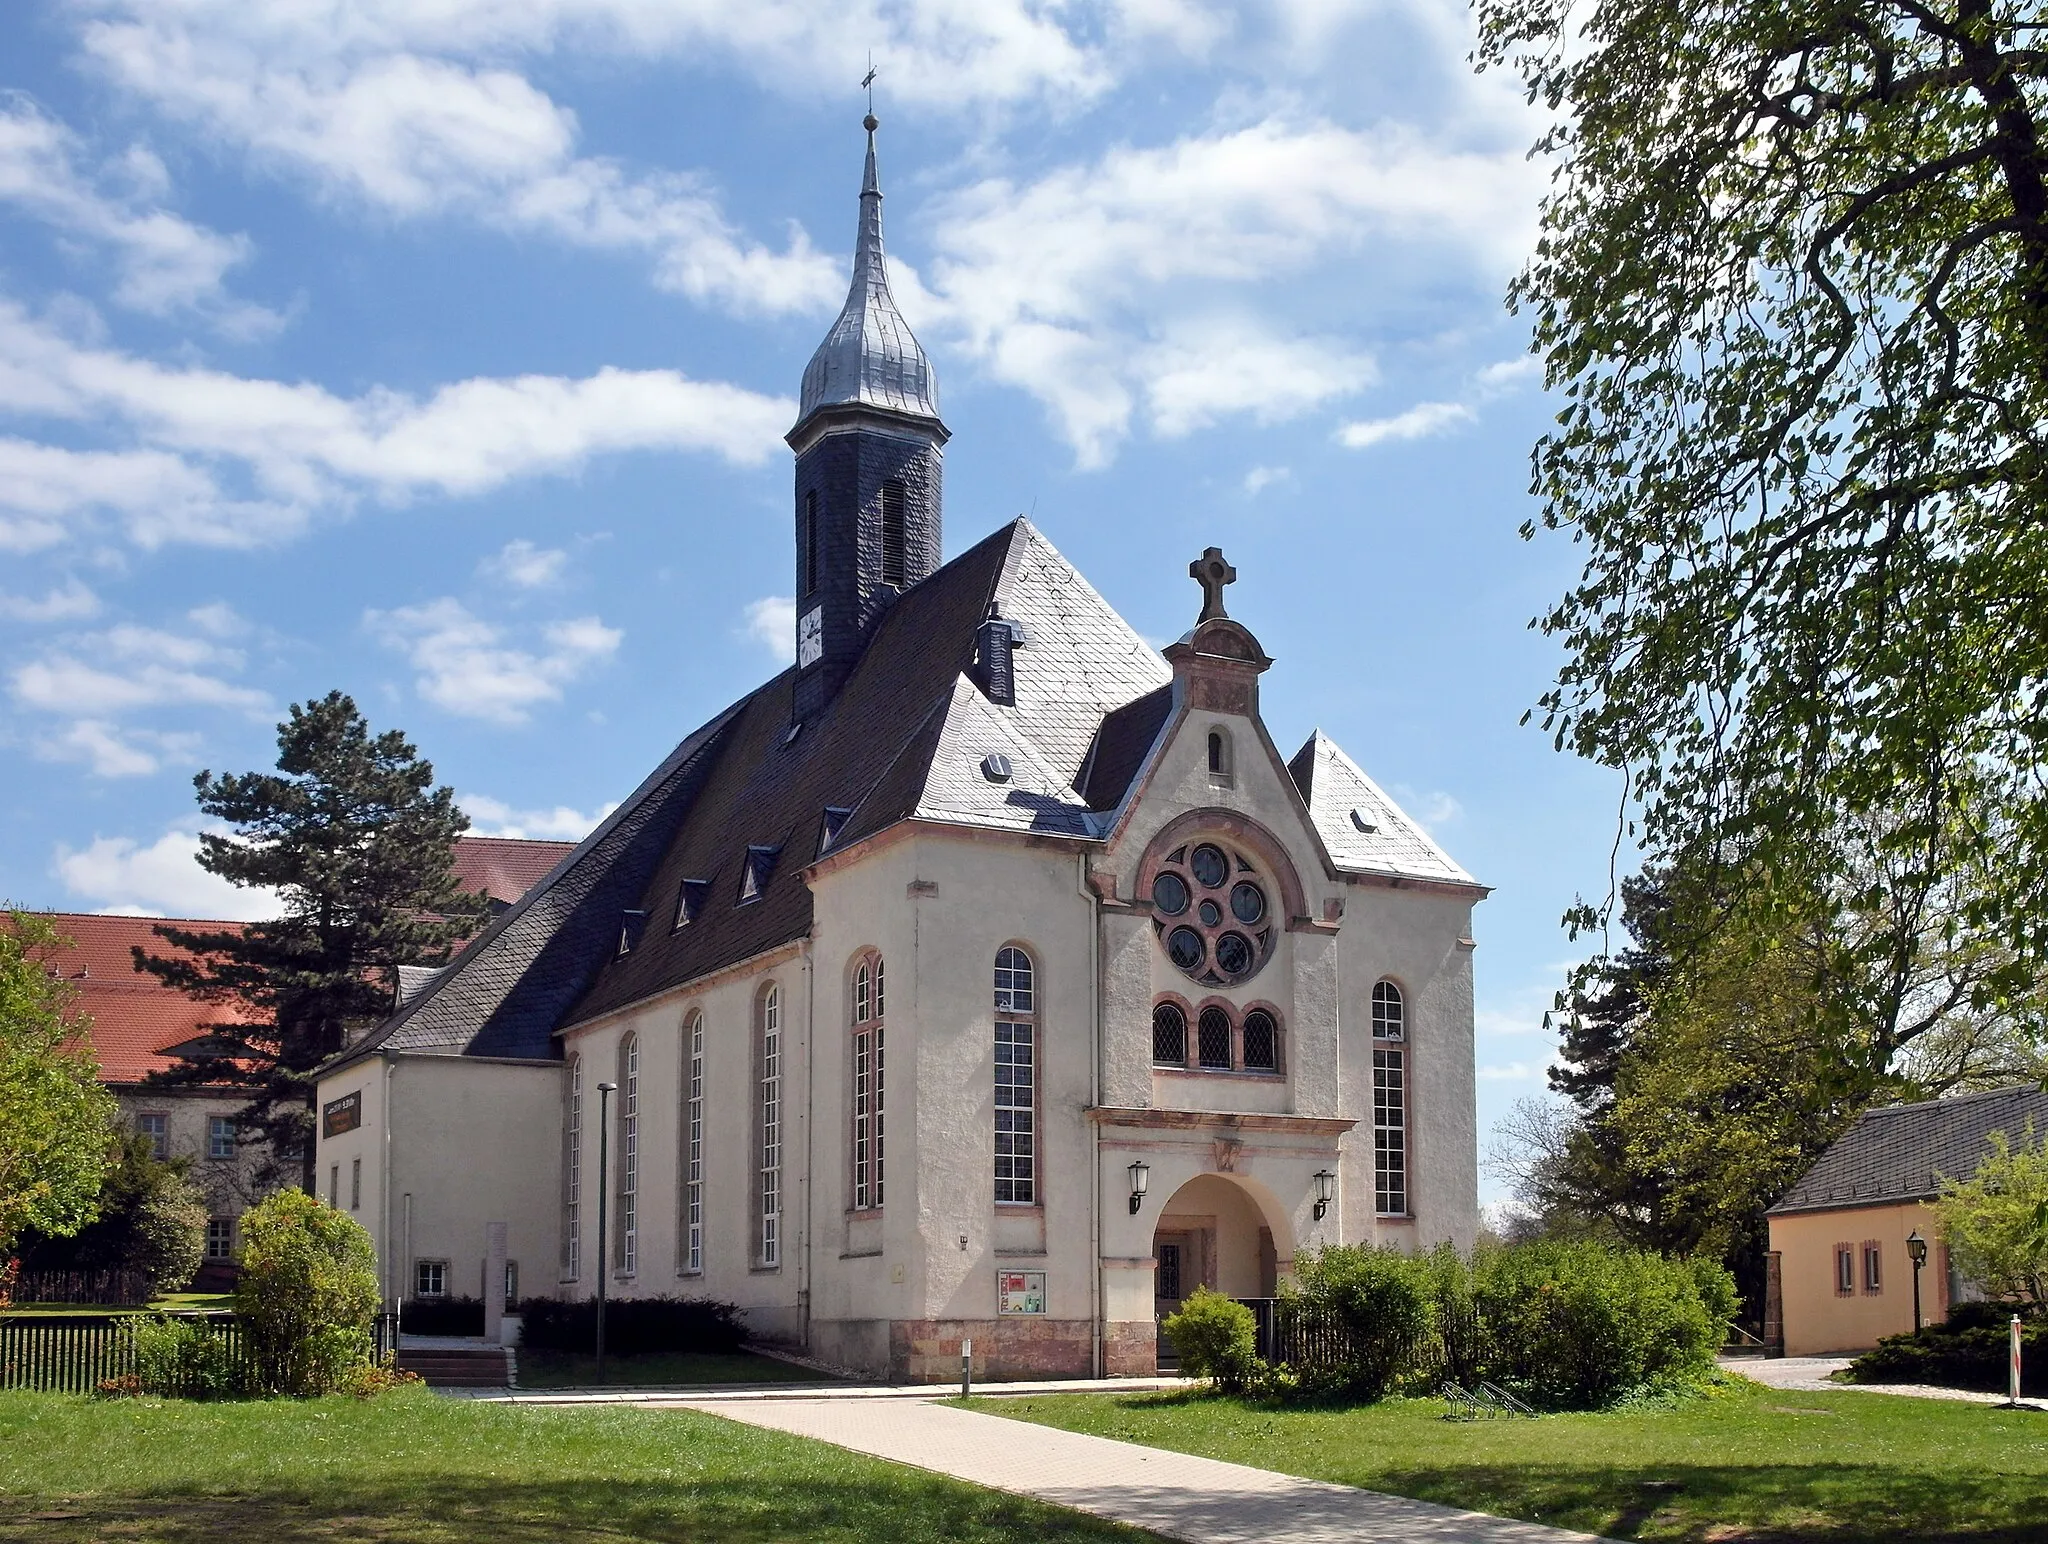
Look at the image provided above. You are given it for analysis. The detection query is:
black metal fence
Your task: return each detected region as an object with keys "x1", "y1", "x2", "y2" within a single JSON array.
[
  {"x1": 1235, "y1": 1295, "x2": 1479, "y2": 1386},
  {"x1": 0, "y1": 1313, "x2": 237, "y2": 1394},
  {"x1": 10, "y1": 1269, "x2": 154, "y2": 1306}
]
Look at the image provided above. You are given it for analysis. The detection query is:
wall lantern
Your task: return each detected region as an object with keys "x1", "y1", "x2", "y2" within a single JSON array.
[
  {"x1": 1907, "y1": 1229, "x2": 1929, "y2": 1332},
  {"x1": 1312, "y1": 1169, "x2": 1336, "y2": 1221},
  {"x1": 1127, "y1": 1160, "x2": 1151, "y2": 1215}
]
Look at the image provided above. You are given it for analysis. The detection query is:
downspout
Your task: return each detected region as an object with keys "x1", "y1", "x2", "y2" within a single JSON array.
[
  {"x1": 381, "y1": 1054, "x2": 397, "y2": 1307},
  {"x1": 1079, "y1": 852, "x2": 1103, "y2": 1379}
]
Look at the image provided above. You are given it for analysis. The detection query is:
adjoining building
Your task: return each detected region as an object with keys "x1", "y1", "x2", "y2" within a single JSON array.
[
  {"x1": 33, "y1": 836, "x2": 572, "y2": 1287},
  {"x1": 313, "y1": 117, "x2": 1487, "y2": 1381},
  {"x1": 1766, "y1": 1083, "x2": 2048, "y2": 1356}
]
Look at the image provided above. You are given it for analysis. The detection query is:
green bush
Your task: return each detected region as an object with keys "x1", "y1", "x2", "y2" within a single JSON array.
[
  {"x1": 234, "y1": 1189, "x2": 380, "y2": 1397},
  {"x1": 1470, "y1": 1240, "x2": 1728, "y2": 1410},
  {"x1": 129, "y1": 1316, "x2": 252, "y2": 1400},
  {"x1": 1286, "y1": 1245, "x2": 1438, "y2": 1401},
  {"x1": 517, "y1": 1294, "x2": 747, "y2": 1355},
  {"x1": 1161, "y1": 1287, "x2": 1259, "y2": 1392},
  {"x1": 1849, "y1": 1302, "x2": 2045, "y2": 1395}
]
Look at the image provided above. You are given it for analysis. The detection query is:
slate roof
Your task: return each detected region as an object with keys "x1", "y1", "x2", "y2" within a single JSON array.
[
  {"x1": 1769, "y1": 1084, "x2": 2048, "y2": 1214},
  {"x1": 321, "y1": 517, "x2": 1478, "y2": 1071},
  {"x1": 1288, "y1": 731, "x2": 1478, "y2": 887}
]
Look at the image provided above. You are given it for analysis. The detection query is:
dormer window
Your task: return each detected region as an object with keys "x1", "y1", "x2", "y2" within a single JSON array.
[
  {"x1": 673, "y1": 879, "x2": 709, "y2": 930},
  {"x1": 819, "y1": 807, "x2": 852, "y2": 854},
  {"x1": 738, "y1": 845, "x2": 780, "y2": 905},
  {"x1": 617, "y1": 909, "x2": 647, "y2": 957}
]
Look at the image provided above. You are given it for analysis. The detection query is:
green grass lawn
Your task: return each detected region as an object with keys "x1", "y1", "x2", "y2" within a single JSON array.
[
  {"x1": 966, "y1": 1380, "x2": 2048, "y2": 1543},
  {"x1": 0, "y1": 1387, "x2": 1147, "y2": 1544},
  {"x1": 515, "y1": 1348, "x2": 829, "y2": 1388}
]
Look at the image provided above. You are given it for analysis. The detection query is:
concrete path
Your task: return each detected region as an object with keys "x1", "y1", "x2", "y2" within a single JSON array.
[
  {"x1": 1729, "y1": 1355, "x2": 2046, "y2": 1409},
  {"x1": 678, "y1": 1393, "x2": 1602, "y2": 1544}
]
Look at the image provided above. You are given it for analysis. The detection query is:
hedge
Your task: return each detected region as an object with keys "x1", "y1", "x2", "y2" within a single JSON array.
[
  {"x1": 517, "y1": 1295, "x2": 746, "y2": 1355},
  {"x1": 1849, "y1": 1301, "x2": 2045, "y2": 1396}
]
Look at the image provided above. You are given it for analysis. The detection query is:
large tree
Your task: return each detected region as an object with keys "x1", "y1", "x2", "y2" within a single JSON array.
[
  {"x1": 0, "y1": 911, "x2": 117, "y2": 1258},
  {"x1": 138, "y1": 693, "x2": 486, "y2": 1189},
  {"x1": 1477, "y1": 0, "x2": 2048, "y2": 998}
]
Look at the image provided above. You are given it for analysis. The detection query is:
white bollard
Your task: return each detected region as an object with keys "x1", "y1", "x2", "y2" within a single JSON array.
[
  {"x1": 961, "y1": 1337, "x2": 973, "y2": 1398},
  {"x1": 2012, "y1": 1314, "x2": 2023, "y2": 1405}
]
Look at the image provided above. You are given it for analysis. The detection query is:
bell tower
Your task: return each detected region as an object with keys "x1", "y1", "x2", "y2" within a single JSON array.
[{"x1": 788, "y1": 114, "x2": 948, "y2": 721}]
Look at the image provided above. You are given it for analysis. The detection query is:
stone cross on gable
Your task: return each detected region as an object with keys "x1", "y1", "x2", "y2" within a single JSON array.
[{"x1": 1189, "y1": 546, "x2": 1237, "y2": 623}]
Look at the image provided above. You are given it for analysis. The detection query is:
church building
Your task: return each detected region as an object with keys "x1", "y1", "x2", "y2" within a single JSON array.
[{"x1": 313, "y1": 117, "x2": 1485, "y2": 1381}]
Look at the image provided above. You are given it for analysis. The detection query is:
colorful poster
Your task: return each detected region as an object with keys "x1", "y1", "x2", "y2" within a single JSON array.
[{"x1": 997, "y1": 1269, "x2": 1046, "y2": 1315}]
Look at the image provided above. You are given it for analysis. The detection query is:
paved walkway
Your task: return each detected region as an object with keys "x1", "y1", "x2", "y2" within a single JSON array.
[{"x1": 677, "y1": 1394, "x2": 1602, "y2": 1544}]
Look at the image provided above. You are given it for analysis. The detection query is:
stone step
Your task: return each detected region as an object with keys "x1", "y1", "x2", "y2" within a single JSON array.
[{"x1": 397, "y1": 1348, "x2": 511, "y2": 1387}]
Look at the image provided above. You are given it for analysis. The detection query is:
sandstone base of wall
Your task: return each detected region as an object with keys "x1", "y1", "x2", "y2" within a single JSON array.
[
  {"x1": 887, "y1": 1317, "x2": 1096, "y2": 1382},
  {"x1": 1102, "y1": 1320, "x2": 1157, "y2": 1377}
]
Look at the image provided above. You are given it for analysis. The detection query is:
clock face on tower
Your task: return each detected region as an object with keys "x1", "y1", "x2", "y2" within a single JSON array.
[{"x1": 798, "y1": 605, "x2": 824, "y2": 669}]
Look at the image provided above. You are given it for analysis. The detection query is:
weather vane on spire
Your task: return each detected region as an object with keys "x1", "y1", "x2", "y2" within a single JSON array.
[{"x1": 862, "y1": 54, "x2": 878, "y2": 125}]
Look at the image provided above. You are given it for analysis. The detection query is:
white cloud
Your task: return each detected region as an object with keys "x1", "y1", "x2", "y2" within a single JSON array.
[
  {"x1": 481, "y1": 538, "x2": 568, "y2": 588},
  {"x1": 1391, "y1": 784, "x2": 1462, "y2": 833},
  {"x1": 743, "y1": 595, "x2": 795, "y2": 662},
  {"x1": 461, "y1": 793, "x2": 617, "y2": 841},
  {"x1": 0, "y1": 302, "x2": 792, "y2": 549},
  {"x1": 54, "y1": 821, "x2": 280, "y2": 919},
  {"x1": 1478, "y1": 1062, "x2": 1541, "y2": 1082},
  {"x1": 1242, "y1": 465, "x2": 1290, "y2": 496},
  {"x1": 0, "y1": 95, "x2": 279, "y2": 335},
  {"x1": 36, "y1": 718, "x2": 199, "y2": 778},
  {"x1": 1336, "y1": 399, "x2": 1474, "y2": 449},
  {"x1": 922, "y1": 118, "x2": 1535, "y2": 464},
  {"x1": 11, "y1": 622, "x2": 267, "y2": 717},
  {"x1": 369, "y1": 597, "x2": 621, "y2": 724},
  {"x1": 0, "y1": 577, "x2": 100, "y2": 622}
]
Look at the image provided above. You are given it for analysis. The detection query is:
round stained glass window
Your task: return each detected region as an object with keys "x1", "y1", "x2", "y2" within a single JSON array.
[
  {"x1": 1150, "y1": 836, "x2": 1276, "y2": 987},
  {"x1": 1215, "y1": 932, "x2": 1254, "y2": 978}
]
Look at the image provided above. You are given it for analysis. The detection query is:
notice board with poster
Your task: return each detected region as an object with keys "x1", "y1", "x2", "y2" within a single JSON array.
[
  {"x1": 996, "y1": 1269, "x2": 1046, "y2": 1315},
  {"x1": 322, "y1": 1090, "x2": 362, "y2": 1138}
]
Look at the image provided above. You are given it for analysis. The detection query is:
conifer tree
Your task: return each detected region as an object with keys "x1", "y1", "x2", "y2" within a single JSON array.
[{"x1": 137, "y1": 693, "x2": 486, "y2": 1189}]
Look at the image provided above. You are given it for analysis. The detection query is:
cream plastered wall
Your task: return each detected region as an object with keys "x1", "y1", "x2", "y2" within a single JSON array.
[
  {"x1": 1769, "y1": 1201, "x2": 1950, "y2": 1356},
  {"x1": 314, "y1": 1057, "x2": 395, "y2": 1298},
  {"x1": 1091, "y1": 696, "x2": 1480, "y2": 1269},
  {"x1": 556, "y1": 940, "x2": 811, "y2": 1344}
]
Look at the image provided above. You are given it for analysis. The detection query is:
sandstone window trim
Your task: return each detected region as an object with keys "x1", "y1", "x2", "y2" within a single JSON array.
[
  {"x1": 1372, "y1": 978, "x2": 1409, "y2": 1218},
  {"x1": 1149, "y1": 994, "x2": 1285, "y2": 1078}
]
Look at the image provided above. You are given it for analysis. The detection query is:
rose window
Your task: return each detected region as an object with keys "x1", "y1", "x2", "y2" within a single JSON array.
[{"x1": 1150, "y1": 840, "x2": 1273, "y2": 986}]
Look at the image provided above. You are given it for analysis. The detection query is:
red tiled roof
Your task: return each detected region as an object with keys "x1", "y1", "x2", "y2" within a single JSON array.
[
  {"x1": 451, "y1": 836, "x2": 576, "y2": 906},
  {"x1": 32, "y1": 836, "x2": 573, "y2": 1087}
]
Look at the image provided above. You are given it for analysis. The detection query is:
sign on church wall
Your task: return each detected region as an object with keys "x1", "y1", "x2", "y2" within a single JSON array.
[
  {"x1": 997, "y1": 1269, "x2": 1046, "y2": 1315},
  {"x1": 322, "y1": 1089, "x2": 362, "y2": 1139}
]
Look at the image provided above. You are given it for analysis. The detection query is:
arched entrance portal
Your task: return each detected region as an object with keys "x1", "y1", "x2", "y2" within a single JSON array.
[{"x1": 1152, "y1": 1174, "x2": 1287, "y2": 1365}]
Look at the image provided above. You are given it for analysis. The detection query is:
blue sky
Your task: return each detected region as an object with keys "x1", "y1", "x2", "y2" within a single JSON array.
[{"x1": 0, "y1": 1, "x2": 1624, "y2": 1201}]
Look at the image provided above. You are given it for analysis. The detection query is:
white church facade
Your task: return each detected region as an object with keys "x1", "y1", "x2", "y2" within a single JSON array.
[{"x1": 313, "y1": 118, "x2": 1484, "y2": 1381}]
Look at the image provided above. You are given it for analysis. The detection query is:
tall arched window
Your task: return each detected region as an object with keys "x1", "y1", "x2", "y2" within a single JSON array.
[
  {"x1": 879, "y1": 481, "x2": 907, "y2": 586},
  {"x1": 1372, "y1": 980, "x2": 1408, "y2": 1216},
  {"x1": 561, "y1": 1053, "x2": 582, "y2": 1280},
  {"x1": 616, "y1": 1034, "x2": 640, "y2": 1273},
  {"x1": 852, "y1": 954, "x2": 885, "y2": 1210},
  {"x1": 757, "y1": 986, "x2": 781, "y2": 1267},
  {"x1": 1207, "y1": 728, "x2": 1233, "y2": 785},
  {"x1": 994, "y1": 947, "x2": 1037, "y2": 1205},
  {"x1": 680, "y1": 1010, "x2": 704, "y2": 1275},
  {"x1": 1152, "y1": 1002, "x2": 1188, "y2": 1066}
]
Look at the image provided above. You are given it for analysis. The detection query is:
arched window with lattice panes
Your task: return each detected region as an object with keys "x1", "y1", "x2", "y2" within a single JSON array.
[
  {"x1": 561, "y1": 1053, "x2": 582, "y2": 1281},
  {"x1": 1371, "y1": 980, "x2": 1408, "y2": 1216},
  {"x1": 617, "y1": 1034, "x2": 640, "y2": 1273},
  {"x1": 851, "y1": 955, "x2": 885, "y2": 1211},
  {"x1": 755, "y1": 986, "x2": 782, "y2": 1267},
  {"x1": 680, "y1": 1010, "x2": 704, "y2": 1275},
  {"x1": 994, "y1": 946, "x2": 1037, "y2": 1205}
]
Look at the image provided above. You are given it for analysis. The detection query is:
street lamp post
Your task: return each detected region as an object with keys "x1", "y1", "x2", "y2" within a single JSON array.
[
  {"x1": 1907, "y1": 1229, "x2": 1929, "y2": 1333},
  {"x1": 595, "y1": 1080, "x2": 616, "y2": 1384}
]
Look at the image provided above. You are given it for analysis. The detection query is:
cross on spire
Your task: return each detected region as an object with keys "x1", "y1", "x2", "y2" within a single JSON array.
[
  {"x1": 862, "y1": 55, "x2": 878, "y2": 121},
  {"x1": 1190, "y1": 546, "x2": 1237, "y2": 622}
]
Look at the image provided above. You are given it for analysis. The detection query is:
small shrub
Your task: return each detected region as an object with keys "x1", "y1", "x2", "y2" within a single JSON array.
[
  {"x1": 1849, "y1": 1304, "x2": 2046, "y2": 1395},
  {"x1": 1162, "y1": 1286, "x2": 1259, "y2": 1391},
  {"x1": 336, "y1": 1354, "x2": 425, "y2": 1399},
  {"x1": 517, "y1": 1294, "x2": 747, "y2": 1356},
  {"x1": 1287, "y1": 1245, "x2": 1437, "y2": 1402},
  {"x1": 235, "y1": 1189, "x2": 380, "y2": 1397},
  {"x1": 129, "y1": 1315, "x2": 252, "y2": 1400},
  {"x1": 1471, "y1": 1240, "x2": 1727, "y2": 1410}
]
